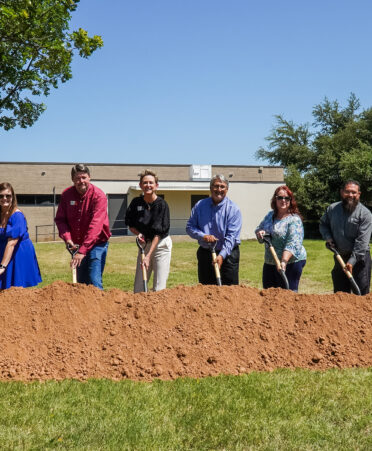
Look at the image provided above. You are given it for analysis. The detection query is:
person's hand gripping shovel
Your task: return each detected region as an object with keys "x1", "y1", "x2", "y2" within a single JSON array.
[
  {"x1": 326, "y1": 242, "x2": 361, "y2": 295},
  {"x1": 136, "y1": 235, "x2": 148, "y2": 292},
  {"x1": 261, "y1": 234, "x2": 290, "y2": 290},
  {"x1": 210, "y1": 241, "x2": 222, "y2": 286},
  {"x1": 66, "y1": 243, "x2": 80, "y2": 284}
]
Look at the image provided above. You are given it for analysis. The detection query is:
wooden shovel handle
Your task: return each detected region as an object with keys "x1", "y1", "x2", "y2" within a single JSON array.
[
  {"x1": 140, "y1": 251, "x2": 148, "y2": 292},
  {"x1": 141, "y1": 252, "x2": 147, "y2": 281},
  {"x1": 269, "y1": 246, "x2": 282, "y2": 271},
  {"x1": 72, "y1": 267, "x2": 77, "y2": 284},
  {"x1": 335, "y1": 255, "x2": 352, "y2": 278},
  {"x1": 211, "y1": 250, "x2": 222, "y2": 286}
]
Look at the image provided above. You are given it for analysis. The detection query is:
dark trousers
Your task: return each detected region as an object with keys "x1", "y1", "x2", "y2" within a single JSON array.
[
  {"x1": 262, "y1": 260, "x2": 306, "y2": 292},
  {"x1": 332, "y1": 251, "x2": 371, "y2": 295},
  {"x1": 197, "y1": 246, "x2": 240, "y2": 285}
]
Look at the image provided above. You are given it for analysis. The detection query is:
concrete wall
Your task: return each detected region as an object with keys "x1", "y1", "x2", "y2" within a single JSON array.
[
  {"x1": 228, "y1": 182, "x2": 282, "y2": 239},
  {"x1": 214, "y1": 165, "x2": 283, "y2": 182},
  {"x1": 159, "y1": 190, "x2": 207, "y2": 235},
  {"x1": 0, "y1": 162, "x2": 284, "y2": 240},
  {"x1": 21, "y1": 206, "x2": 57, "y2": 242},
  {"x1": 22, "y1": 183, "x2": 282, "y2": 240},
  {"x1": 0, "y1": 162, "x2": 283, "y2": 193},
  {"x1": 94, "y1": 180, "x2": 282, "y2": 239}
]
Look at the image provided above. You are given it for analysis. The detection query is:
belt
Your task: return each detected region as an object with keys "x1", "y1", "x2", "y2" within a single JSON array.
[{"x1": 200, "y1": 244, "x2": 239, "y2": 252}]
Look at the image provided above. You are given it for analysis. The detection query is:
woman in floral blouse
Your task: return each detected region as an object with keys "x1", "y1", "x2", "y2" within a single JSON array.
[{"x1": 255, "y1": 185, "x2": 306, "y2": 292}]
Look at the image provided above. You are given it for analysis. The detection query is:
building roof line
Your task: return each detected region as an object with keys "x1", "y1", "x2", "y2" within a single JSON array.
[{"x1": 0, "y1": 161, "x2": 284, "y2": 169}]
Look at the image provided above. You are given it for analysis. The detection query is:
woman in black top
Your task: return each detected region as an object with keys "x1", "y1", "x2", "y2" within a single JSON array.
[{"x1": 125, "y1": 169, "x2": 172, "y2": 292}]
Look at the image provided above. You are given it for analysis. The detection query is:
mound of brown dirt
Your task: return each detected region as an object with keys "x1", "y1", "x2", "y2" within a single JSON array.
[{"x1": 0, "y1": 281, "x2": 371, "y2": 381}]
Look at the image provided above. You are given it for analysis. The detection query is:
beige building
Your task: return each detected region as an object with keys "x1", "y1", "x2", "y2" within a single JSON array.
[{"x1": 0, "y1": 162, "x2": 284, "y2": 241}]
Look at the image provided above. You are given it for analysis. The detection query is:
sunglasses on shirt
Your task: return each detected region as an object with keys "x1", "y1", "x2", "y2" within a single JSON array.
[{"x1": 276, "y1": 196, "x2": 291, "y2": 201}]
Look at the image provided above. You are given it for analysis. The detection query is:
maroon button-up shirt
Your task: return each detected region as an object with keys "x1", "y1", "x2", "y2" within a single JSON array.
[{"x1": 55, "y1": 184, "x2": 111, "y2": 255}]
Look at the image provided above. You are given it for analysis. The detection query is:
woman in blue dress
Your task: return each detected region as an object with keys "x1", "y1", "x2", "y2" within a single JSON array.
[
  {"x1": 255, "y1": 185, "x2": 306, "y2": 292},
  {"x1": 0, "y1": 182, "x2": 42, "y2": 289}
]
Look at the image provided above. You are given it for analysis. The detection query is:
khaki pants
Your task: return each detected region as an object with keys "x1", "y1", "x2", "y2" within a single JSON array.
[{"x1": 134, "y1": 235, "x2": 172, "y2": 293}]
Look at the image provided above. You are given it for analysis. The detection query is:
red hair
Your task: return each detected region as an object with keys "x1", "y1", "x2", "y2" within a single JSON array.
[{"x1": 270, "y1": 185, "x2": 302, "y2": 219}]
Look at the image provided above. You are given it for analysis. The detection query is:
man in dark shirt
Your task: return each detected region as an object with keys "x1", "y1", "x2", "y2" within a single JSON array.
[
  {"x1": 55, "y1": 164, "x2": 111, "y2": 289},
  {"x1": 319, "y1": 180, "x2": 372, "y2": 294}
]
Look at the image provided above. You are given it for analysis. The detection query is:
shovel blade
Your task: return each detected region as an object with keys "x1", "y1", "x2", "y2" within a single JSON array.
[
  {"x1": 143, "y1": 280, "x2": 148, "y2": 293},
  {"x1": 279, "y1": 269, "x2": 290, "y2": 290},
  {"x1": 349, "y1": 277, "x2": 361, "y2": 296}
]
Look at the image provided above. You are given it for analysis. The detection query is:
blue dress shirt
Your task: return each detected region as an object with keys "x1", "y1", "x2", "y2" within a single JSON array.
[{"x1": 186, "y1": 196, "x2": 242, "y2": 259}]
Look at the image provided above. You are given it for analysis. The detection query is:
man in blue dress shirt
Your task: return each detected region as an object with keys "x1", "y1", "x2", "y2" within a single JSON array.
[{"x1": 186, "y1": 174, "x2": 242, "y2": 285}]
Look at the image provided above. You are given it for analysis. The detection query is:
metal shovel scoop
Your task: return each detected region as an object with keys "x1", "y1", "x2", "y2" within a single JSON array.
[
  {"x1": 261, "y1": 234, "x2": 290, "y2": 290},
  {"x1": 136, "y1": 236, "x2": 148, "y2": 292},
  {"x1": 326, "y1": 242, "x2": 361, "y2": 295}
]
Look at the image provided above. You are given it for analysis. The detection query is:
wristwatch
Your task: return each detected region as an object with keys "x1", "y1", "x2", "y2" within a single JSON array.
[{"x1": 0, "y1": 264, "x2": 7, "y2": 269}]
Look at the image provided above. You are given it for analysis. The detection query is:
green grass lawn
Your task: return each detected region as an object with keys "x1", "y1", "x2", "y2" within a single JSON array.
[
  {"x1": 35, "y1": 238, "x2": 335, "y2": 293},
  {"x1": 0, "y1": 370, "x2": 371, "y2": 450},
  {"x1": 1, "y1": 239, "x2": 369, "y2": 450}
]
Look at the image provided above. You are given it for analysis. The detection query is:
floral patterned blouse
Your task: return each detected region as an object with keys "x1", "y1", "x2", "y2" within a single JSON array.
[{"x1": 255, "y1": 211, "x2": 307, "y2": 265}]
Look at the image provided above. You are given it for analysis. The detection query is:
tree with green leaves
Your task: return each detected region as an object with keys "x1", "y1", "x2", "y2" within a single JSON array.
[
  {"x1": 0, "y1": 0, "x2": 103, "y2": 131},
  {"x1": 256, "y1": 94, "x2": 372, "y2": 219}
]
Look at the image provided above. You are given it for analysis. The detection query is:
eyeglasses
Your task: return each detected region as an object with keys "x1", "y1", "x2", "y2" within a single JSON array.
[
  {"x1": 0, "y1": 194, "x2": 12, "y2": 200},
  {"x1": 276, "y1": 196, "x2": 291, "y2": 201},
  {"x1": 212, "y1": 184, "x2": 227, "y2": 190}
]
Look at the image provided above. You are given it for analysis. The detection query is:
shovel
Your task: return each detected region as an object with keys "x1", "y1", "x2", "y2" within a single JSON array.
[
  {"x1": 261, "y1": 234, "x2": 290, "y2": 290},
  {"x1": 136, "y1": 236, "x2": 148, "y2": 292},
  {"x1": 66, "y1": 243, "x2": 80, "y2": 284},
  {"x1": 325, "y1": 242, "x2": 361, "y2": 295},
  {"x1": 210, "y1": 242, "x2": 222, "y2": 286}
]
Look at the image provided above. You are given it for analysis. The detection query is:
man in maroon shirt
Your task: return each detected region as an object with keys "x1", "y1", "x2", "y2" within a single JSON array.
[{"x1": 55, "y1": 164, "x2": 111, "y2": 289}]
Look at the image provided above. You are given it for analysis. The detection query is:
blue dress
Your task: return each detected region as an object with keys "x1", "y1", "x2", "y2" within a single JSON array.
[{"x1": 0, "y1": 211, "x2": 42, "y2": 289}]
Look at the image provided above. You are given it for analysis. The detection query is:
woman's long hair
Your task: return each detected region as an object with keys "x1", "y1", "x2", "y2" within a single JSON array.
[
  {"x1": 0, "y1": 182, "x2": 18, "y2": 224},
  {"x1": 270, "y1": 185, "x2": 302, "y2": 219}
]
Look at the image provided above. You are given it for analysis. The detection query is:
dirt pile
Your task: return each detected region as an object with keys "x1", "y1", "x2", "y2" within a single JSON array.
[{"x1": 0, "y1": 282, "x2": 371, "y2": 381}]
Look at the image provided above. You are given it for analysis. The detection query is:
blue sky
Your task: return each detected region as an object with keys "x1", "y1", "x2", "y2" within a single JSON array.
[{"x1": 2, "y1": 0, "x2": 372, "y2": 165}]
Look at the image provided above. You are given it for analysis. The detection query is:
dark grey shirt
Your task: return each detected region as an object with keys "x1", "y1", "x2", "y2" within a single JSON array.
[{"x1": 319, "y1": 201, "x2": 372, "y2": 265}]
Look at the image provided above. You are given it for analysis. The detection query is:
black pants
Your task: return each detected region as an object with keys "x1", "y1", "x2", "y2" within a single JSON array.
[
  {"x1": 197, "y1": 246, "x2": 240, "y2": 285},
  {"x1": 262, "y1": 260, "x2": 306, "y2": 292},
  {"x1": 331, "y1": 251, "x2": 371, "y2": 295}
]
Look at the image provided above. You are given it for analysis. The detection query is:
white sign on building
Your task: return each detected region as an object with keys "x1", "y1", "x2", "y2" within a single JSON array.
[{"x1": 189, "y1": 165, "x2": 212, "y2": 181}]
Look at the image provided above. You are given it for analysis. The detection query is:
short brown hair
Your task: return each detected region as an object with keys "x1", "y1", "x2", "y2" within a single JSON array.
[
  {"x1": 71, "y1": 164, "x2": 90, "y2": 179},
  {"x1": 139, "y1": 169, "x2": 158, "y2": 184}
]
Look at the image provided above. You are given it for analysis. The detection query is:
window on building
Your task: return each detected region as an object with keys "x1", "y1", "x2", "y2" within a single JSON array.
[
  {"x1": 108, "y1": 194, "x2": 128, "y2": 236},
  {"x1": 191, "y1": 194, "x2": 209, "y2": 209},
  {"x1": 16, "y1": 194, "x2": 61, "y2": 206}
]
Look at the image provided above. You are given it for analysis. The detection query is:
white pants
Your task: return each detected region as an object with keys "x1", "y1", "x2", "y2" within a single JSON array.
[{"x1": 134, "y1": 235, "x2": 172, "y2": 293}]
